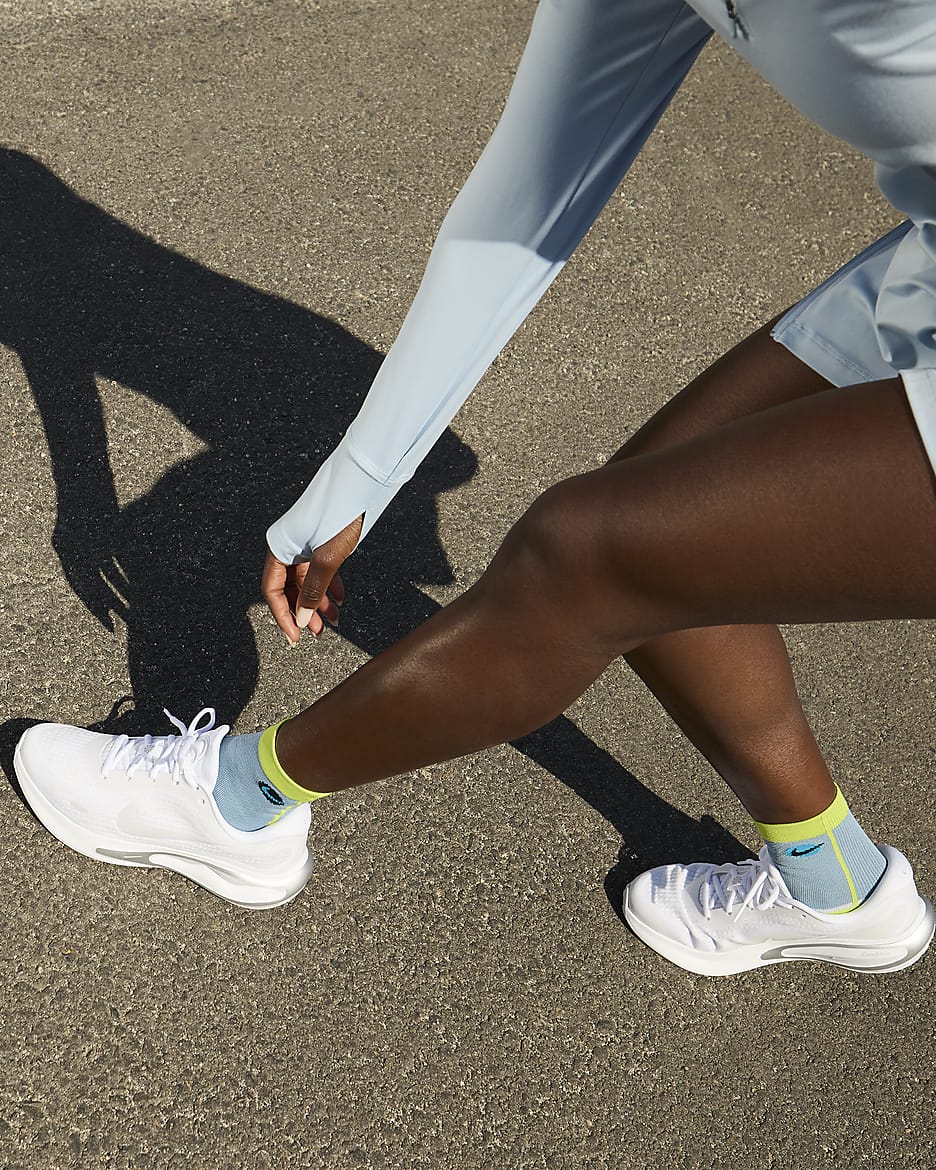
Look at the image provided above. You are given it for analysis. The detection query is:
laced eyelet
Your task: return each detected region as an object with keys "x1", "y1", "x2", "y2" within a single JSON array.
[{"x1": 98, "y1": 708, "x2": 218, "y2": 795}]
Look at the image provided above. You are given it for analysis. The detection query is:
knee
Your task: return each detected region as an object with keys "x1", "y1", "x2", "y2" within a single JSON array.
[
  {"x1": 487, "y1": 466, "x2": 671, "y2": 645},
  {"x1": 495, "y1": 473, "x2": 617, "y2": 599}
]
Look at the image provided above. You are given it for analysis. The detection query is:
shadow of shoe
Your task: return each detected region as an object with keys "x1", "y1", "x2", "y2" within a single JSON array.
[{"x1": 0, "y1": 716, "x2": 42, "y2": 812}]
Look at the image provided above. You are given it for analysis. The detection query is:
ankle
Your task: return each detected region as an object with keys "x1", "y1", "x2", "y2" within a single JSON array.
[{"x1": 755, "y1": 787, "x2": 885, "y2": 912}]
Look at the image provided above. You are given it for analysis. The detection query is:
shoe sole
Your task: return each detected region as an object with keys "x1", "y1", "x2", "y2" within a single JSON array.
[
  {"x1": 14, "y1": 739, "x2": 314, "y2": 910},
  {"x1": 623, "y1": 888, "x2": 936, "y2": 977}
]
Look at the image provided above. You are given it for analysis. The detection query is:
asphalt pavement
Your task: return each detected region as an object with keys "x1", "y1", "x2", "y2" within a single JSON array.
[{"x1": 0, "y1": 2, "x2": 933, "y2": 1168}]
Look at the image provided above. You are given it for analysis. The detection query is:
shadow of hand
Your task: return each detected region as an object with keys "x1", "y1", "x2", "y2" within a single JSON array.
[{"x1": 52, "y1": 513, "x2": 130, "y2": 632}]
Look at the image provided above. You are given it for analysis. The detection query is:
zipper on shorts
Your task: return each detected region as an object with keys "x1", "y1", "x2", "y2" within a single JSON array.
[{"x1": 725, "y1": 0, "x2": 750, "y2": 39}]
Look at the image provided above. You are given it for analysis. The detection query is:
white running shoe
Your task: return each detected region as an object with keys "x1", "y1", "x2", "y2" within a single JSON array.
[
  {"x1": 14, "y1": 708, "x2": 314, "y2": 910},
  {"x1": 623, "y1": 845, "x2": 934, "y2": 976}
]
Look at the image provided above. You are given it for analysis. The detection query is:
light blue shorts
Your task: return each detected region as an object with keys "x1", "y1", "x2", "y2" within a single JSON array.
[{"x1": 773, "y1": 222, "x2": 936, "y2": 472}]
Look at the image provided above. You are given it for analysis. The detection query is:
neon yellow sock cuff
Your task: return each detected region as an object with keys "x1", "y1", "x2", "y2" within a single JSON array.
[
  {"x1": 258, "y1": 722, "x2": 330, "y2": 803},
  {"x1": 754, "y1": 786, "x2": 849, "y2": 843}
]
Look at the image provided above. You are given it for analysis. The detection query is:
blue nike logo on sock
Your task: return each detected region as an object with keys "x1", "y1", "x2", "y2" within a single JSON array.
[
  {"x1": 258, "y1": 780, "x2": 287, "y2": 807},
  {"x1": 788, "y1": 843, "x2": 824, "y2": 857}
]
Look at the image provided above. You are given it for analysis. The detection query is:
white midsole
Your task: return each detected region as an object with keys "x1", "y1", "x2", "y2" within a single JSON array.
[{"x1": 623, "y1": 889, "x2": 935, "y2": 977}]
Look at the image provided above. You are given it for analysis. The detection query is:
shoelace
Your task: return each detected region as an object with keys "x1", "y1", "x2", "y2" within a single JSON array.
[
  {"x1": 100, "y1": 707, "x2": 217, "y2": 788},
  {"x1": 698, "y1": 851, "x2": 794, "y2": 921}
]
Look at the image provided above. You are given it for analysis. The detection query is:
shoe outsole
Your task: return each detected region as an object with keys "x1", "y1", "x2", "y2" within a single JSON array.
[
  {"x1": 623, "y1": 886, "x2": 936, "y2": 977},
  {"x1": 14, "y1": 735, "x2": 313, "y2": 910}
]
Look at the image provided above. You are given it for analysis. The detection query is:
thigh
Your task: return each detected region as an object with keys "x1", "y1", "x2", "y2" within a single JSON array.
[
  {"x1": 537, "y1": 377, "x2": 936, "y2": 644},
  {"x1": 616, "y1": 316, "x2": 835, "y2": 461}
]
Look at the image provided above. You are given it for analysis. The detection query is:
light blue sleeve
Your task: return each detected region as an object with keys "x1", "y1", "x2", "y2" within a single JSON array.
[{"x1": 266, "y1": 0, "x2": 711, "y2": 564}]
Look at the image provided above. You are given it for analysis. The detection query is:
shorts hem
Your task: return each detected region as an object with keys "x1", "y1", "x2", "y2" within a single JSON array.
[
  {"x1": 771, "y1": 319, "x2": 881, "y2": 388},
  {"x1": 901, "y1": 369, "x2": 936, "y2": 474}
]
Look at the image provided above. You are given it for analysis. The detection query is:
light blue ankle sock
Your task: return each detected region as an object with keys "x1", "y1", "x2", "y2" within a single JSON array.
[
  {"x1": 755, "y1": 788, "x2": 886, "y2": 912},
  {"x1": 213, "y1": 731, "x2": 302, "y2": 832}
]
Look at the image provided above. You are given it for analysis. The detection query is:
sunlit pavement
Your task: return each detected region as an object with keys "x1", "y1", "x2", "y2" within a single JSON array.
[{"x1": 0, "y1": 3, "x2": 932, "y2": 1168}]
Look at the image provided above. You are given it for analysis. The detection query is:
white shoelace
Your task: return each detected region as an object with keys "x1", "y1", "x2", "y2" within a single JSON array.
[
  {"x1": 100, "y1": 707, "x2": 218, "y2": 788},
  {"x1": 698, "y1": 852, "x2": 794, "y2": 921}
]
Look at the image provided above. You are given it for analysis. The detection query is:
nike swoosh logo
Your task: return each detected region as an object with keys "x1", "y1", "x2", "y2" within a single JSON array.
[
  {"x1": 760, "y1": 943, "x2": 912, "y2": 971},
  {"x1": 788, "y1": 843, "x2": 824, "y2": 857},
  {"x1": 96, "y1": 847, "x2": 246, "y2": 883},
  {"x1": 96, "y1": 847, "x2": 156, "y2": 866}
]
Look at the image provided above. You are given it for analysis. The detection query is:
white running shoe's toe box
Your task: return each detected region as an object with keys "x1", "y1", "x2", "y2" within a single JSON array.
[
  {"x1": 625, "y1": 863, "x2": 714, "y2": 952},
  {"x1": 16, "y1": 723, "x2": 112, "y2": 824}
]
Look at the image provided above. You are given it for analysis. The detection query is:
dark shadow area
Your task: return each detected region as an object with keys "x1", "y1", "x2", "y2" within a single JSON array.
[
  {"x1": 0, "y1": 717, "x2": 39, "y2": 810},
  {"x1": 514, "y1": 719, "x2": 749, "y2": 902},
  {"x1": 0, "y1": 149, "x2": 744, "y2": 879},
  {"x1": 0, "y1": 147, "x2": 473, "y2": 728}
]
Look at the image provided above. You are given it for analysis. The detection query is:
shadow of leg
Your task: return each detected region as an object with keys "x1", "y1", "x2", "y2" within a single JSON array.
[{"x1": 513, "y1": 716, "x2": 750, "y2": 920}]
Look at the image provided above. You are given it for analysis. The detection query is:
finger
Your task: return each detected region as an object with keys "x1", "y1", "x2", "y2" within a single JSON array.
[
  {"x1": 296, "y1": 518, "x2": 362, "y2": 628},
  {"x1": 295, "y1": 606, "x2": 325, "y2": 635},
  {"x1": 318, "y1": 594, "x2": 340, "y2": 627},
  {"x1": 330, "y1": 571, "x2": 346, "y2": 607},
  {"x1": 296, "y1": 559, "x2": 335, "y2": 634},
  {"x1": 283, "y1": 560, "x2": 326, "y2": 636},
  {"x1": 262, "y1": 550, "x2": 302, "y2": 644},
  {"x1": 266, "y1": 576, "x2": 301, "y2": 642},
  {"x1": 309, "y1": 571, "x2": 344, "y2": 629},
  {"x1": 295, "y1": 601, "x2": 325, "y2": 634}
]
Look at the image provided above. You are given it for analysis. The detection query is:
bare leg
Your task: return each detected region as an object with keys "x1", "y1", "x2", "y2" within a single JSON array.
[
  {"x1": 614, "y1": 324, "x2": 838, "y2": 822},
  {"x1": 624, "y1": 626, "x2": 830, "y2": 822},
  {"x1": 277, "y1": 375, "x2": 936, "y2": 823}
]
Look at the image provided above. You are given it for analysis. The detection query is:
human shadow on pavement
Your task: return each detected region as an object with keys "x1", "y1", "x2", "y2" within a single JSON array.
[
  {"x1": 0, "y1": 149, "x2": 745, "y2": 879},
  {"x1": 513, "y1": 720, "x2": 749, "y2": 910},
  {"x1": 0, "y1": 147, "x2": 472, "y2": 727}
]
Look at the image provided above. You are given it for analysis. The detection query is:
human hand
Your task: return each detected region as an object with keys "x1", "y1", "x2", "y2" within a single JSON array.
[{"x1": 262, "y1": 515, "x2": 363, "y2": 644}]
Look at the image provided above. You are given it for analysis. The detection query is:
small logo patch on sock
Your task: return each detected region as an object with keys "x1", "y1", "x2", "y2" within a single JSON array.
[
  {"x1": 258, "y1": 780, "x2": 287, "y2": 807},
  {"x1": 788, "y1": 842, "x2": 824, "y2": 858}
]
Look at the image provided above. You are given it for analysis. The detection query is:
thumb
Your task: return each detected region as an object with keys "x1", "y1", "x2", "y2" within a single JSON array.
[
  {"x1": 295, "y1": 560, "x2": 334, "y2": 631},
  {"x1": 295, "y1": 516, "x2": 364, "y2": 631}
]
